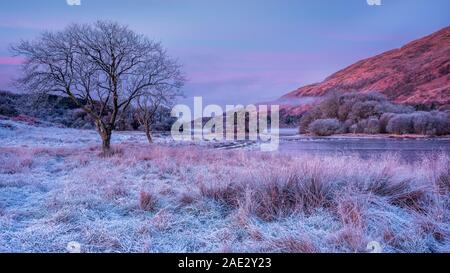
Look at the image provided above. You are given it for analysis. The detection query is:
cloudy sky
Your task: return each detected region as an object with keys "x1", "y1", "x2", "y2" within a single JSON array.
[{"x1": 0, "y1": 0, "x2": 449, "y2": 106}]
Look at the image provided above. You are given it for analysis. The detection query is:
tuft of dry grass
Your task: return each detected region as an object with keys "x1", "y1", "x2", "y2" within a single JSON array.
[
  {"x1": 269, "y1": 235, "x2": 317, "y2": 253},
  {"x1": 178, "y1": 191, "x2": 200, "y2": 207},
  {"x1": 139, "y1": 191, "x2": 158, "y2": 212},
  {"x1": 336, "y1": 195, "x2": 365, "y2": 229},
  {"x1": 435, "y1": 171, "x2": 450, "y2": 195},
  {"x1": 328, "y1": 227, "x2": 366, "y2": 252}
]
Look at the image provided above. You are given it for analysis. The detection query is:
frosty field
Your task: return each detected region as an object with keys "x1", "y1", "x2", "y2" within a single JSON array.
[{"x1": 0, "y1": 119, "x2": 449, "y2": 253}]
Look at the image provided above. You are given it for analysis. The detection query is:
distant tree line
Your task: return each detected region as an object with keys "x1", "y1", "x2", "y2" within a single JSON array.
[
  {"x1": 0, "y1": 90, "x2": 176, "y2": 133},
  {"x1": 300, "y1": 92, "x2": 450, "y2": 136}
]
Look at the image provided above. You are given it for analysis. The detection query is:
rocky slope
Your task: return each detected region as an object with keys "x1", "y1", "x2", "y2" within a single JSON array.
[{"x1": 281, "y1": 26, "x2": 450, "y2": 113}]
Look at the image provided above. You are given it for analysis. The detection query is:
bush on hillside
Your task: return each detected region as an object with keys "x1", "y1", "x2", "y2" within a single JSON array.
[
  {"x1": 386, "y1": 114, "x2": 414, "y2": 135},
  {"x1": 349, "y1": 117, "x2": 381, "y2": 134},
  {"x1": 385, "y1": 111, "x2": 450, "y2": 135},
  {"x1": 300, "y1": 91, "x2": 449, "y2": 136},
  {"x1": 308, "y1": 118, "x2": 342, "y2": 136},
  {"x1": 299, "y1": 107, "x2": 323, "y2": 134}
]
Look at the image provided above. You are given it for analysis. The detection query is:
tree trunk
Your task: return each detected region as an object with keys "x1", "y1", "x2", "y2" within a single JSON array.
[
  {"x1": 96, "y1": 120, "x2": 112, "y2": 155},
  {"x1": 145, "y1": 123, "x2": 153, "y2": 143},
  {"x1": 101, "y1": 133, "x2": 112, "y2": 154}
]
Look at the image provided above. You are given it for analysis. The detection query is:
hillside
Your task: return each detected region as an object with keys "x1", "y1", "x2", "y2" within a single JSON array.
[{"x1": 281, "y1": 26, "x2": 450, "y2": 114}]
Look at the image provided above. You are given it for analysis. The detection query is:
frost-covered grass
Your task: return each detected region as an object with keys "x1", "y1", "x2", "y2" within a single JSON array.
[
  {"x1": 0, "y1": 136, "x2": 449, "y2": 253},
  {"x1": 0, "y1": 118, "x2": 152, "y2": 148}
]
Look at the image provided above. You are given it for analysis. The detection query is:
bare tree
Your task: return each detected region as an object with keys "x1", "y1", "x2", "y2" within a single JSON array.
[
  {"x1": 135, "y1": 85, "x2": 181, "y2": 143},
  {"x1": 12, "y1": 21, "x2": 184, "y2": 154}
]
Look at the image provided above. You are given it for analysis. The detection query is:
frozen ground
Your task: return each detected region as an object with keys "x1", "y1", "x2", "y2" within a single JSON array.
[
  {"x1": 0, "y1": 119, "x2": 258, "y2": 150},
  {"x1": 0, "y1": 118, "x2": 157, "y2": 148},
  {"x1": 0, "y1": 119, "x2": 449, "y2": 253}
]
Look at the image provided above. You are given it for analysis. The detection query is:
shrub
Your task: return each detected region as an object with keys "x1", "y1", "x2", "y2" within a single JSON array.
[
  {"x1": 432, "y1": 111, "x2": 450, "y2": 136},
  {"x1": 299, "y1": 107, "x2": 322, "y2": 134},
  {"x1": 0, "y1": 104, "x2": 18, "y2": 117},
  {"x1": 351, "y1": 118, "x2": 380, "y2": 134},
  {"x1": 349, "y1": 101, "x2": 380, "y2": 121},
  {"x1": 411, "y1": 112, "x2": 434, "y2": 135},
  {"x1": 0, "y1": 93, "x2": 19, "y2": 117},
  {"x1": 348, "y1": 124, "x2": 358, "y2": 134},
  {"x1": 365, "y1": 118, "x2": 381, "y2": 134},
  {"x1": 386, "y1": 114, "x2": 414, "y2": 134},
  {"x1": 318, "y1": 92, "x2": 340, "y2": 119},
  {"x1": 338, "y1": 101, "x2": 354, "y2": 121},
  {"x1": 379, "y1": 113, "x2": 395, "y2": 133},
  {"x1": 308, "y1": 118, "x2": 342, "y2": 136}
]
